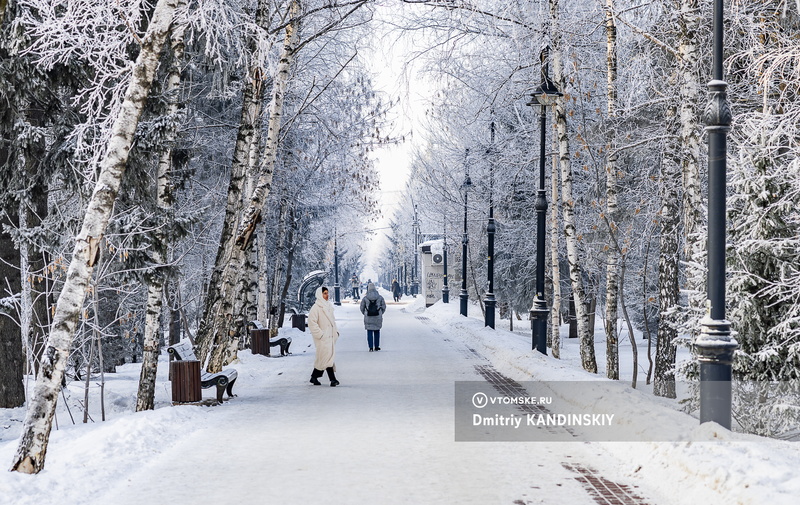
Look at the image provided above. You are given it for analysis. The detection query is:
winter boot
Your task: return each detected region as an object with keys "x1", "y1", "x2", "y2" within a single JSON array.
[
  {"x1": 326, "y1": 367, "x2": 339, "y2": 387},
  {"x1": 310, "y1": 368, "x2": 323, "y2": 385}
]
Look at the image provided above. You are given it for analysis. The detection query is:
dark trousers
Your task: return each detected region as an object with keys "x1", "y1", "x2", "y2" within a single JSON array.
[
  {"x1": 352, "y1": 287, "x2": 359, "y2": 299},
  {"x1": 367, "y1": 330, "x2": 381, "y2": 349}
]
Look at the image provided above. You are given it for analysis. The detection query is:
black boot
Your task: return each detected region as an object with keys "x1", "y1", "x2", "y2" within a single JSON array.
[
  {"x1": 326, "y1": 367, "x2": 339, "y2": 387},
  {"x1": 310, "y1": 368, "x2": 323, "y2": 385}
]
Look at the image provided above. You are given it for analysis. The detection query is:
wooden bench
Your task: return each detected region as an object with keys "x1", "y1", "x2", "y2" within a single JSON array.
[{"x1": 167, "y1": 339, "x2": 237, "y2": 402}]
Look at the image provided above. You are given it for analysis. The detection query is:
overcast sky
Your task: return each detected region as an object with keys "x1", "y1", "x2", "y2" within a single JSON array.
[{"x1": 360, "y1": 2, "x2": 435, "y2": 280}]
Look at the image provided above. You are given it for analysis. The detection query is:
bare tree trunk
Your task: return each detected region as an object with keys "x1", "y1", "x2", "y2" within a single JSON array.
[
  {"x1": 654, "y1": 108, "x2": 681, "y2": 399},
  {"x1": 268, "y1": 196, "x2": 289, "y2": 337},
  {"x1": 137, "y1": 7, "x2": 186, "y2": 412},
  {"x1": 643, "y1": 234, "x2": 654, "y2": 385},
  {"x1": 549, "y1": 116, "x2": 561, "y2": 360},
  {"x1": 195, "y1": 0, "x2": 275, "y2": 365},
  {"x1": 198, "y1": 0, "x2": 301, "y2": 373},
  {"x1": 618, "y1": 260, "x2": 638, "y2": 388},
  {"x1": 82, "y1": 328, "x2": 94, "y2": 424},
  {"x1": 256, "y1": 225, "x2": 268, "y2": 324},
  {"x1": 10, "y1": 0, "x2": 180, "y2": 473},
  {"x1": 0, "y1": 208, "x2": 24, "y2": 409},
  {"x1": 603, "y1": 0, "x2": 620, "y2": 380},
  {"x1": 278, "y1": 205, "x2": 298, "y2": 329},
  {"x1": 550, "y1": 0, "x2": 596, "y2": 373},
  {"x1": 677, "y1": 0, "x2": 703, "y2": 268},
  {"x1": 675, "y1": 0, "x2": 705, "y2": 347}
]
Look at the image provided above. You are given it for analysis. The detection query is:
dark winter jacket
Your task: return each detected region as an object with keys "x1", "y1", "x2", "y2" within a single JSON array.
[{"x1": 360, "y1": 282, "x2": 386, "y2": 330}]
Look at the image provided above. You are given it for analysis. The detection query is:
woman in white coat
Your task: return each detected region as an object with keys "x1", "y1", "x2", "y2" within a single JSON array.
[{"x1": 307, "y1": 286, "x2": 340, "y2": 386}]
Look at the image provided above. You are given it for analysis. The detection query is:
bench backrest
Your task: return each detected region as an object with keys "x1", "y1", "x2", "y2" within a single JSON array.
[{"x1": 168, "y1": 339, "x2": 198, "y2": 361}]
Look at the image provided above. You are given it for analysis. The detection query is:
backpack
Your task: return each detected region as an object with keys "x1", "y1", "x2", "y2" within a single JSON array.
[{"x1": 366, "y1": 298, "x2": 380, "y2": 317}]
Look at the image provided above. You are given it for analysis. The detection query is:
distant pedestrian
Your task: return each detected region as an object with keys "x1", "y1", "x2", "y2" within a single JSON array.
[
  {"x1": 391, "y1": 278, "x2": 401, "y2": 302},
  {"x1": 308, "y1": 286, "x2": 340, "y2": 386},
  {"x1": 360, "y1": 282, "x2": 386, "y2": 351},
  {"x1": 350, "y1": 274, "x2": 361, "y2": 301}
]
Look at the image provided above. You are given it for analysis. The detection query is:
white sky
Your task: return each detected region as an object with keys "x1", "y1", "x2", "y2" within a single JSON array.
[{"x1": 359, "y1": 2, "x2": 434, "y2": 280}]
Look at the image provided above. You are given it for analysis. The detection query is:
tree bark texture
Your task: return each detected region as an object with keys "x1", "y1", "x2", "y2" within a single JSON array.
[
  {"x1": 198, "y1": 0, "x2": 301, "y2": 372},
  {"x1": 654, "y1": 107, "x2": 681, "y2": 399},
  {"x1": 677, "y1": 0, "x2": 703, "y2": 260},
  {"x1": 604, "y1": 0, "x2": 620, "y2": 380},
  {"x1": 550, "y1": 0, "x2": 596, "y2": 373},
  {"x1": 137, "y1": 4, "x2": 186, "y2": 412},
  {"x1": 195, "y1": 0, "x2": 273, "y2": 362},
  {"x1": 268, "y1": 196, "x2": 290, "y2": 337},
  {"x1": 195, "y1": 0, "x2": 275, "y2": 365},
  {"x1": 10, "y1": 0, "x2": 180, "y2": 473},
  {"x1": 549, "y1": 119, "x2": 561, "y2": 360},
  {"x1": 0, "y1": 210, "x2": 25, "y2": 409},
  {"x1": 675, "y1": 0, "x2": 705, "y2": 338}
]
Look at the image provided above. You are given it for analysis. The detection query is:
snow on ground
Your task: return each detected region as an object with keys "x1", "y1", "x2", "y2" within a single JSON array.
[{"x1": 0, "y1": 291, "x2": 798, "y2": 505}]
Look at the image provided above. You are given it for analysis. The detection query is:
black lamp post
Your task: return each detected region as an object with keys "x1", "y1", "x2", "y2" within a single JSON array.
[
  {"x1": 460, "y1": 149, "x2": 473, "y2": 317},
  {"x1": 442, "y1": 217, "x2": 450, "y2": 303},
  {"x1": 527, "y1": 46, "x2": 561, "y2": 354},
  {"x1": 484, "y1": 117, "x2": 496, "y2": 329},
  {"x1": 333, "y1": 234, "x2": 341, "y2": 306},
  {"x1": 695, "y1": 0, "x2": 737, "y2": 429},
  {"x1": 412, "y1": 205, "x2": 420, "y2": 297},
  {"x1": 404, "y1": 262, "x2": 408, "y2": 296}
]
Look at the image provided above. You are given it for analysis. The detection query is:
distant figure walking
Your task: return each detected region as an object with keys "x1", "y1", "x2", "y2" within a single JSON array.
[
  {"x1": 350, "y1": 274, "x2": 361, "y2": 301},
  {"x1": 308, "y1": 286, "x2": 340, "y2": 386},
  {"x1": 391, "y1": 278, "x2": 401, "y2": 302},
  {"x1": 360, "y1": 282, "x2": 386, "y2": 352}
]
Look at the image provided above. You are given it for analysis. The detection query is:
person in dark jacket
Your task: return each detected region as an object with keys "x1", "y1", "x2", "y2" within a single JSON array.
[
  {"x1": 359, "y1": 282, "x2": 386, "y2": 351},
  {"x1": 391, "y1": 278, "x2": 401, "y2": 302}
]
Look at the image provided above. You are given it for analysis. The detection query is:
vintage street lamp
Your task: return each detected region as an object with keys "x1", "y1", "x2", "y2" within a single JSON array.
[
  {"x1": 695, "y1": 0, "x2": 737, "y2": 429},
  {"x1": 527, "y1": 45, "x2": 561, "y2": 354},
  {"x1": 412, "y1": 205, "x2": 420, "y2": 297},
  {"x1": 460, "y1": 149, "x2": 473, "y2": 317},
  {"x1": 442, "y1": 217, "x2": 450, "y2": 303},
  {"x1": 484, "y1": 117, "x2": 497, "y2": 329}
]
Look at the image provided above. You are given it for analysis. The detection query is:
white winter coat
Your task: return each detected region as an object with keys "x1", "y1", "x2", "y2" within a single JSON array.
[{"x1": 308, "y1": 286, "x2": 339, "y2": 370}]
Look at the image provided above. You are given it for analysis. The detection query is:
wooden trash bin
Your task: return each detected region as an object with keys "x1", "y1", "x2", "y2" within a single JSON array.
[
  {"x1": 171, "y1": 360, "x2": 201, "y2": 403},
  {"x1": 291, "y1": 313, "x2": 306, "y2": 331},
  {"x1": 251, "y1": 328, "x2": 270, "y2": 356}
]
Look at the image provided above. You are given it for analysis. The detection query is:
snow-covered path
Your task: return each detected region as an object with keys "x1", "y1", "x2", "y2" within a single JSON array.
[
  {"x1": 97, "y1": 298, "x2": 633, "y2": 505},
  {"x1": 5, "y1": 294, "x2": 799, "y2": 505}
]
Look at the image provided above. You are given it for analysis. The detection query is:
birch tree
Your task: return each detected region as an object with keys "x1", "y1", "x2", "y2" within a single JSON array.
[
  {"x1": 196, "y1": 0, "x2": 302, "y2": 371},
  {"x1": 136, "y1": 2, "x2": 187, "y2": 412},
  {"x1": 11, "y1": 0, "x2": 180, "y2": 474},
  {"x1": 550, "y1": 0, "x2": 596, "y2": 373},
  {"x1": 602, "y1": 0, "x2": 620, "y2": 380}
]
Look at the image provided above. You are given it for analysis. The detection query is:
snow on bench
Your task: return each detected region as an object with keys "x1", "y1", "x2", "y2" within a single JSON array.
[{"x1": 167, "y1": 339, "x2": 237, "y2": 402}]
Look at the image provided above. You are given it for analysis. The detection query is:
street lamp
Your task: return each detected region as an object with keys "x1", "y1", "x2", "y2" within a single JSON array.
[
  {"x1": 460, "y1": 149, "x2": 473, "y2": 317},
  {"x1": 333, "y1": 233, "x2": 341, "y2": 306},
  {"x1": 484, "y1": 116, "x2": 497, "y2": 329},
  {"x1": 527, "y1": 45, "x2": 561, "y2": 354},
  {"x1": 412, "y1": 205, "x2": 420, "y2": 297},
  {"x1": 695, "y1": 0, "x2": 737, "y2": 429},
  {"x1": 442, "y1": 216, "x2": 449, "y2": 303}
]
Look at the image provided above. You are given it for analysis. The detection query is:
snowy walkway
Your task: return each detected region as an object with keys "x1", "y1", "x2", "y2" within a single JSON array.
[
  {"x1": 103, "y1": 298, "x2": 659, "y2": 505},
  {"x1": 3, "y1": 293, "x2": 799, "y2": 504}
]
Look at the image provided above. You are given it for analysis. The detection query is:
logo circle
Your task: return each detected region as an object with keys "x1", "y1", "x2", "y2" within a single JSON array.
[{"x1": 472, "y1": 392, "x2": 488, "y2": 409}]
